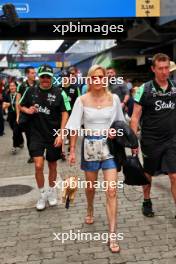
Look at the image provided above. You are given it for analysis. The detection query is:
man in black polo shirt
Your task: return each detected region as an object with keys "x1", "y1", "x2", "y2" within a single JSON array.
[
  {"x1": 131, "y1": 53, "x2": 176, "y2": 218},
  {"x1": 20, "y1": 65, "x2": 70, "y2": 210},
  {"x1": 17, "y1": 66, "x2": 37, "y2": 163}
]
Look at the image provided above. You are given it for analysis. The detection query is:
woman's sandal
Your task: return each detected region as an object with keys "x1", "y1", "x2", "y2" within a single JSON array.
[
  {"x1": 108, "y1": 240, "x2": 120, "y2": 253},
  {"x1": 85, "y1": 215, "x2": 94, "y2": 224}
]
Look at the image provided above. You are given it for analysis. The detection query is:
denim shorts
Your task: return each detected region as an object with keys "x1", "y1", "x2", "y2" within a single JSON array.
[{"x1": 81, "y1": 136, "x2": 118, "y2": 171}]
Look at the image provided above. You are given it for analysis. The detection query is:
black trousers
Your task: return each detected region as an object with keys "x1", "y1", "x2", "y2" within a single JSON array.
[
  {"x1": 8, "y1": 112, "x2": 24, "y2": 147},
  {"x1": 0, "y1": 106, "x2": 4, "y2": 135}
]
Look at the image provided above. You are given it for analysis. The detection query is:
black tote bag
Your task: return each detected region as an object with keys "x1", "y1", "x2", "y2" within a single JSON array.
[{"x1": 123, "y1": 155, "x2": 150, "y2": 186}]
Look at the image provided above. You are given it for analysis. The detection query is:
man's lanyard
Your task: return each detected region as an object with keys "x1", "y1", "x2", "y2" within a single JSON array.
[{"x1": 10, "y1": 92, "x2": 17, "y2": 111}]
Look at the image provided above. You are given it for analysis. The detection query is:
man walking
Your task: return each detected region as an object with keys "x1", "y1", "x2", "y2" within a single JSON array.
[
  {"x1": 20, "y1": 65, "x2": 70, "y2": 210},
  {"x1": 17, "y1": 66, "x2": 37, "y2": 163},
  {"x1": 131, "y1": 53, "x2": 176, "y2": 218}
]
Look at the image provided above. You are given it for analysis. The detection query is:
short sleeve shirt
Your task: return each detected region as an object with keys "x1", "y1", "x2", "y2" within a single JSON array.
[
  {"x1": 60, "y1": 85, "x2": 80, "y2": 111},
  {"x1": 134, "y1": 79, "x2": 176, "y2": 143},
  {"x1": 3, "y1": 93, "x2": 17, "y2": 113},
  {"x1": 17, "y1": 80, "x2": 38, "y2": 97},
  {"x1": 21, "y1": 85, "x2": 70, "y2": 143}
]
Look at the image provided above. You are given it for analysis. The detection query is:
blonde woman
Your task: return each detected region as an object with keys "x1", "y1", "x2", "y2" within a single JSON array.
[{"x1": 66, "y1": 65, "x2": 125, "y2": 253}]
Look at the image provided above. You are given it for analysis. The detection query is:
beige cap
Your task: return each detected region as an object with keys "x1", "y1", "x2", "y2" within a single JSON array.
[{"x1": 170, "y1": 61, "x2": 176, "y2": 72}]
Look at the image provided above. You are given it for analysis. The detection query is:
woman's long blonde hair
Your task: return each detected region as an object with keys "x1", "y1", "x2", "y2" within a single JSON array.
[{"x1": 87, "y1": 64, "x2": 110, "y2": 94}]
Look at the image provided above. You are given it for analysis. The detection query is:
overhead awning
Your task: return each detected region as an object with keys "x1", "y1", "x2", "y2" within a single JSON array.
[{"x1": 0, "y1": 56, "x2": 8, "y2": 67}]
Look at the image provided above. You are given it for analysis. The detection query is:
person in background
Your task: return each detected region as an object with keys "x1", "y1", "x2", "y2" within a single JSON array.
[
  {"x1": 16, "y1": 66, "x2": 37, "y2": 163},
  {"x1": 106, "y1": 67, "x2": 130, "y2": 111},
  {"x1": 169, "y1": 60, "x2": 176, "y2": 82},
  {"x1": 3, "y1": 81, "x2": 24, "y2": 154},
  {"x1": 60, "y1": 70, "x2": 81, "y2": 157},
  {"x1": 68, "y1": 66, "x2": 84, "y2": 95},
  {"x1": 81, "y1": 83, "x2": 88, "y2": 95},
  {"x1": 0, "y1": 78, "x2": 5, "y2": 136},
  {"x1": 125, "y1": 78, "x2": 133, "y2": 91}
]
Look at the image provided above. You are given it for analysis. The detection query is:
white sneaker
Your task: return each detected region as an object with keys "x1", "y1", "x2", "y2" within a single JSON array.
[
  {"x1": 47, "y1": 187, "x2": 58, "y2": 206},
  {"x1": 36, "y1": 191, "x2": 47, "y2": 211}
]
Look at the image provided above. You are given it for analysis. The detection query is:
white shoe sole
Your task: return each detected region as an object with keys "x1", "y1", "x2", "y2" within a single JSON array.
[
  {"x1": 36, "y1": 206, "x2": 46, "y2": 211},
  {"x1": 48, "y1": 200, "x2": 58, "y2": 206}
]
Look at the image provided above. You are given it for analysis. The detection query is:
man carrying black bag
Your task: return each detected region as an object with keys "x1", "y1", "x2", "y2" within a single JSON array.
[{"x1": 131, "y1": 53, "x2": 176, "y2": 218}]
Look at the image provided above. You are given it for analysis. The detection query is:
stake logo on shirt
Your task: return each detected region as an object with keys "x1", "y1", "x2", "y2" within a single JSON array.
[
  {"x1": 155, "y1": 100, "x2": 175, "y2": 111},
  {"x1": 47, "y1": 93, "x2": 56, "y2": 105},
  {"x1": 134, "y1": 80, "x2": 176, "y2": 142},
  {"x1": 151, "y1": 89, "x2": 176, "y2": 98},
  {"x1": 38, "y1": 106, "x2": 50, "y2": 115}
]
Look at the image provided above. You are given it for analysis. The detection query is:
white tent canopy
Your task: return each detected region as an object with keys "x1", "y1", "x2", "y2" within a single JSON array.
[
  {"x1": 2, "y1": 69, "x2": 22, "y2": 78},
  {"x1": 0, "y1": 56, "x2": 8, "y2": 67}
]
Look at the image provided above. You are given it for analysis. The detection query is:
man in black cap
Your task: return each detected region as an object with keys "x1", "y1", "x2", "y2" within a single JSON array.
[{"x1": 20, "y1": 65, "x2": 71, "y2": 210}]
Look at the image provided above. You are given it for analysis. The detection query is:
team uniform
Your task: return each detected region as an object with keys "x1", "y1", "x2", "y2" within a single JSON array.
[
  {"x1": 109, "y1": 82, "x2": 129, "y2": 103},
  {"x1": 20, "y1": 85, "x2": 70, "y2": 161},
  {"x1": 17, "y1": 80, "x2": 38, "y2": 98},
  {"x1": 18, "y1": 80, "x2": 38, "y2": 161},
  {"x1": 3, "y1": 92, "x2": 24, "y2": 148},
  {"x1": 134, "y1": 79, "x2": 176, "y2": 175},
  {"x1": 60, "y1": 85, "x2": 80, "y2": 114}
]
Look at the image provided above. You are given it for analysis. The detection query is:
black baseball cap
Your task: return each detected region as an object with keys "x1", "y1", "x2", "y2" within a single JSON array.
[{"x1": 38, "y1": 65, "x2": 53, "y2": 77}]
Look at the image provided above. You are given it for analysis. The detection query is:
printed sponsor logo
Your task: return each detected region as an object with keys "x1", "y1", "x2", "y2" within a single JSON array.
[{"x1": 155, "y1": 100, "x2": 175, "y2": 111}]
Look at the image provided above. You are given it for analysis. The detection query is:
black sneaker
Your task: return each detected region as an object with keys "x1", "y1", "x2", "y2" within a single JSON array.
[
  {"x1": 27, "y1": 157, "x2": 34, "y2": 163},
  {"x1": 142, "y1": 199, "x2": 155, "y2": 217}
]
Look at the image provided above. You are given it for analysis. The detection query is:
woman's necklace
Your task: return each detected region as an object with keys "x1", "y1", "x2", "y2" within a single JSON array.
[
  {"x1": 91, "y1": 94, "x2": 106, "y2": 109},
  {"x1": 97, "y1": 105, "x2": 102, "y2": 109}
]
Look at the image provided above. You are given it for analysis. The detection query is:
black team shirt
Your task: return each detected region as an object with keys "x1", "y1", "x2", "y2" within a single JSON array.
[
  {"x1": 60, "y1": 85, "x2": 80, "y2": 113},
  {"x1": 17, "y1": 80, "x2": 38, "y2": 96},
  {"x1": 134, "y1": 79, "x2": 176, "y2": 144},
  {"x1": 21, "y1": 86, "x2": 70, "y2": 143}
]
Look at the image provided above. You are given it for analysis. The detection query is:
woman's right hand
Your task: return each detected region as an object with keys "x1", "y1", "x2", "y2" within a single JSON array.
[{"x1": 69, "y1": 151, "x2": 76, "y2": 165}]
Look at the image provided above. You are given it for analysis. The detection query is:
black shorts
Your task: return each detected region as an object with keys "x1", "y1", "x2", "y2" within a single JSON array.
[
  {"x1": 141, "y1": 137, "x2": 176, "y2": 175},
  {"x1": 29, "y1": 140, "x2": 62, "y2": 162}
]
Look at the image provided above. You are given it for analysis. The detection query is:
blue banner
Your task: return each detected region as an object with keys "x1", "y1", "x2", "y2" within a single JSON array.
[
  {"x1": 9, "y1": 61, "x2": 56, "y2": 68},
  {"x1": 0, "y1": 0, "x2": 135, "y2": 18}
]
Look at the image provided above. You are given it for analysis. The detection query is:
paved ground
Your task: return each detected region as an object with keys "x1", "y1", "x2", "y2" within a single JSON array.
[{"x1": 0, "y1": 122, "x2": 176, "y2": 264}]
